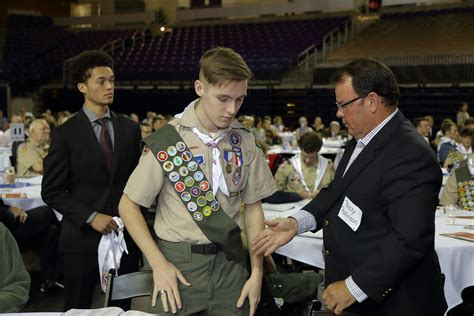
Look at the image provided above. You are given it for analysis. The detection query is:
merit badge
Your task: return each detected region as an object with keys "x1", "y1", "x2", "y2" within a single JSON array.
[
  {"x1": 202, "y1": 206, "x2": 212, "y2": 217},
  {"x1": 191, "y1": 186, "x2": 201, "y2": 197},
  {"x1": 176, "y1": 141, "x2": 186, "y2": 152},
  {"x1": 157, "y1": 151, "x2": 168, "y2": 162},
  {"x1": 211, "y1": 200, "x2": 220, "y2": 211},
  {"x1": 188, "y1": 161, "x2": 198, "y2": 172},
  {"x1": 194, "y1": 154, "x2": 205, "y2": 165},
  {"x1": 167, "y1": 146, "x2": 177, "y2": 157},
  {"x1": 178, "y1": 166, "x2": 189, "y2": 177},
  {"x1": 182, "y1": 151, "x2": 193, "y2": 162},
  {"x1": 205, "y1": 191, "x2": 214, "y2": 202},
  {"x1": 168, "y1": 171, "x2": 180, "y2": 182},
  {"x1": 199, "y1": 180, "x2": 210, "y2": 192},
  {"x1": 226, "y1": 164, "x2": 232, "y2": 174},
  {"x1": 196, "y1": 196, "x2": 207, "y2": 207},
  {"x1": 181, "y1": 192, "x2": 191, "y2": 202},
  {"x1": 184, "y1": 176, "x2": 195, "y2": 187},
  {"x1": 194, "y1": 171, "x2": 204, "y2": 182},
  {"x1": 193, "y1": 211, "x2": 203, "y2": 222},
  {"x1": 174, "y1": 181, "x2": 185, "y2": 193},
  {"x1": 229, "y1": 131, "x2": 241, "y2": 146},
  {"x1": 232, "y1": 167, "x2": 242, "y2": 186},
  {"x1": 187, "y1": 201, "x2": 198, "y2": 212},
  {"x1": 173, "y1": 156, "x2": 183, "y2": 167},
  {"x1": 163, "y1": 161, "x2": 174, "y2": 172}
]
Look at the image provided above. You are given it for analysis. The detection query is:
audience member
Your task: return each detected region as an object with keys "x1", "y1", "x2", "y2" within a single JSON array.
[
  {"x1": 274, "y1": 132, "x2": 334, "y2": 200},
  {"x1": 251, "y1": 117, "x2": 266, "y2": 144},
  {"x1": 152, "y1": 114, "x2": 166, "y2": 131},
  {"x1": 443, "y1": 128, "x2": 473, "y2": 169},
  {"x1": 312, "y1": 116, "x2": 325, "y2": 134},
  {"x1": 41, "y1": 50, "x2": 141, "y2": 310},
  {"x1": 129, "y1": 113, "x2": 140, "y2": 123},
  {"x1": 440, "y1": 153, "x2": 473, "y2": 211},
  {"x1": 140, "y1": 123, "x2": 153, "y2": 139},
  {"x1": 465, "y1": 118, "x2": 474, "y2": 131},
  {"x1": 295, "y1": 117, "x2": 313, "y2": 141},
  {"x1": 456, "y1": 101, "x2": 470, "y2": 127},
  {"x1": 272, "y1": 115, "x2": 285, "y2": 132},
  {"x1": 0, "y1": 222, "x2": 30, "y2": 312},
  {"x1": 17, "y1": 119, "x2": 50, "y2": 177},
  {"x1": 413, "y1": 117, "x2": 430, "y2": 143},
  {"x1": 438, "y1": 120, "x2": 459, "y2": 166}
]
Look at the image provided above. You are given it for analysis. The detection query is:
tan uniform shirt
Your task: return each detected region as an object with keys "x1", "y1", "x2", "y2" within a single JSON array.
[
  {"x1": 440, "y1": 173, "x2": 459, "y2": 207},
  {"x1": 124, "y1": 101, "x2": 276, "y2": 244},
  {"x1": 17, "y1": 139, "x2": 48, "y2": 177},
  {"x1": 274, "y1": 156, "x2": 334, "y2": 193}
]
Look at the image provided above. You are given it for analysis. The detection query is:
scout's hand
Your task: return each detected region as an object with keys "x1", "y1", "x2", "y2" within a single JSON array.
[
  {"x1": 322, "y1": 280, "x2": 356, "y2": 314},
  {"x1": 90, "y1": 213, "x2": 117, "y2": 235},
  {"x1": 252, "y1": 218, "x2": 298, "y2": 256},
  {"x1": 151, "y1": 260, "x2": 191, "y2": 314},
  {"x1": 236, "y1": 273, "x2": 262, "y2": 316},
  {"x1": 10, "y1": 206, "x2": 28, "y2": 223}
]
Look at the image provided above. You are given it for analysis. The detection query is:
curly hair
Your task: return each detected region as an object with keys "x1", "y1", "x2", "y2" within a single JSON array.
[{"x1": 69, "y1": 50, "x2": 114, "y2": 86}]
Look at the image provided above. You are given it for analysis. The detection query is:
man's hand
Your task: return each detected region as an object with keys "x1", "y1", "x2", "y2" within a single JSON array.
[
  {"x1": 90, "y1": 213, "x2": 117, "y2": 234},
  {"x1": 251, "y1": 218, "x2": 298, "y2": 256},
  {"x1": 236, "y1": 272, "x2": 262, "y2": 316},
  {"x1": 10, "y1": 206, "x2": 28, "y2": 223},
  {"x1": 322, "y1": 280, "x2": 357, "y2": 314},
  {"x1": 150, "y1": 259, "x2": 191, "y2": 314}
]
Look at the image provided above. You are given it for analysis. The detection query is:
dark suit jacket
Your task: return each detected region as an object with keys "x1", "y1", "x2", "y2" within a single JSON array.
[
  {"x1": 305, "y1": 111, "x2": 447, "y2": 316},
  {"x1": 42, "y1": 109, "x2": 141, "y2": 253}
]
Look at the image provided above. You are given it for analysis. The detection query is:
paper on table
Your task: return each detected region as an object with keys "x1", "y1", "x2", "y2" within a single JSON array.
[
  {"x1": 440, "y1": 231, "x2": 474, "y2": 243},
  {"x1": 262, "y1": 200, "x2": 308, "y2": 212}
]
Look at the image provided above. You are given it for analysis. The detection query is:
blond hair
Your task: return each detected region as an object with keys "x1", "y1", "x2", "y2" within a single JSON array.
[{"x1": 199, "y1": 47, "x2": 252, "y2": 86}]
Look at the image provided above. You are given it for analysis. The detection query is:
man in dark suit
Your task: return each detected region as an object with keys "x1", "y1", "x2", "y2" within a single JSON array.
[
  {"x1": 252, "y1": 58, "x2": 447, "y2": 316},
  {"x1": 41, "y1": 50, "x2": 141, "y2": 310}
]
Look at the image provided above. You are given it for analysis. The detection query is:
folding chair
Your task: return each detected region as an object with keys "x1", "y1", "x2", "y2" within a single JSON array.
[{"x1": 104, "y1": 268, "x2": 153, "y2": 307}]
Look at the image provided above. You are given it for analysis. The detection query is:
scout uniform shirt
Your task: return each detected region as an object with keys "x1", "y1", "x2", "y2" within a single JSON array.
[
  {"x1": 17, "y1": 139, "x2": 49, "y2": 177},
  {"x1": 124, "y1": 100, "x2": 276, "y2": 244},
  {"x1": 274, "y1": 155, "x2": 334, "y2": 194}
]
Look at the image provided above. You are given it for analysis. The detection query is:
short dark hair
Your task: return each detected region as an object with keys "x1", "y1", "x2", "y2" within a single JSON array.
[
  {"x1": 298, "y1": 131, "x2": 323, "y2": 153},
  {"x1": 413, "y1": 117, "x2": 428, "y2": 128},
  {"x1": 460, "y1": 128, "x2": 473, "y2": 138},
  {"x1": 69, "y1": 50, "x2": 114, "y2": 85},
  {"x1": 331, "y1": 58, "x2": 400, "y2": 107},
  {"x1": 465, "y1": 118, "x2": 474, "y2": 126}
]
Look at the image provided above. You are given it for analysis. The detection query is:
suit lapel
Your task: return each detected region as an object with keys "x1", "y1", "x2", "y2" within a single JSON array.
[
  {"x1": 326, "y1": 111, "x2": 405, "y2": 208},
  {"x1": 333, "y1": 139, "x2": 356, "y2": 182}
]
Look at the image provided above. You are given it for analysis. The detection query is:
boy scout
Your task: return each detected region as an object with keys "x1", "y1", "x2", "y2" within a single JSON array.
[
  {"x1": 17, "y1": 119, "x2": 50, "y2": 176},
  {"x1": 440, "y1": 153, "x2": 474, "y2": 211},
  {"x1": 119, "y1": 47, "x2": 276, "y2": 316},
  {"x1": 274, "y1": 131, "x2": 334, "y2": 200}
]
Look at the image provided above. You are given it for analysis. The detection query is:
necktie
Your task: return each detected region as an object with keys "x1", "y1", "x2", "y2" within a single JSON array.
[
  {"x1": 191, "y1": 127, "x2": 229, "y2": 197},
  {"x1": 97, "y1": 118, "x2": 113, "y2": 171}
]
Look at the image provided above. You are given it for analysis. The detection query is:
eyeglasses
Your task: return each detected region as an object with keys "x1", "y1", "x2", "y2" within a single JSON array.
[{"x1": 335, "y1": 95, "x2": 365, "y2": 112}]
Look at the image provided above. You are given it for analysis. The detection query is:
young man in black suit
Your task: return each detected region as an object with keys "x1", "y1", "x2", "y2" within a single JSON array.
[
  {"x1": 41, "y1": 50, "x2": 141, "y2": 310},
  {"x1": 253, "y1": 58, "x2": 447, "y2": 316}
]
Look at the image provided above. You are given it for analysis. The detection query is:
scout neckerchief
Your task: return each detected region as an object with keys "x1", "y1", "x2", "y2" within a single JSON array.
[
  {"x1": 191, "y1": 127, "x2": 229, "y2": 197},
  {"x1": 289, "y1": 153, "x2": 328, "y2": 193},
  {"x1": 144, "y1": 124, "x2": 246, "y2": 267},
  {"x1": 455, "y1": 162, "x2": 474, "y2": 212}
]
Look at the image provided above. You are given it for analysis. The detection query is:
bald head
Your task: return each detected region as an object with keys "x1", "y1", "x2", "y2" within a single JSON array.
[{"x1": 29, "y1": 119, "x2": 50, "y2": 145}]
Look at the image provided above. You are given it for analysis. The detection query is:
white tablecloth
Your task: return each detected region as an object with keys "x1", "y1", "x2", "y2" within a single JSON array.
[{"x1": 263, "y1": 206, "x2": 474, "y2": 314}]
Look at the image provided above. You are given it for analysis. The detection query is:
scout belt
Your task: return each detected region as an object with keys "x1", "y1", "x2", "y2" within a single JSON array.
[{"x1": 144, "y1": 124, "x2": 246, "y2": 267}]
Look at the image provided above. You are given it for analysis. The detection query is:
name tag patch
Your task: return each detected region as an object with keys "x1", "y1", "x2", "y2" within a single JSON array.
[{"x1": 338, "y1": 196, "x2": 363, "y2": 232}]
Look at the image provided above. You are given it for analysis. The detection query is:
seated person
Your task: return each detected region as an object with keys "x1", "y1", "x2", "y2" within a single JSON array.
[
  {"x1": 443, "y1": 128, "x2": 473, "y2": 169},
  {"x1": 265, "y1": 128, "x2": 282, "y2": 146},
  {"x1": 140, "y1": 123, "x2": 152, "y2": 139},
  {"x1": 440, "y1": 153, "x2": 474, "y2": 212},
  {"x1": 0, "y1": 222, "x2": 30, "y2": 312},
  {"x1": 437, "y1": 120, "x2": 459, "y2": 166},
  {"x1": 295, "y1": 117, "x2": 313, "y2": 141},
  {"x1": 17, "y1": 119, "x2": 50, "y2": 177},
  {"x1": 0, "y1": 200, "x2": 61, "y2": 293},
  {"x1": 274, "y1": 132, "x2": 334, "y2": 200}
]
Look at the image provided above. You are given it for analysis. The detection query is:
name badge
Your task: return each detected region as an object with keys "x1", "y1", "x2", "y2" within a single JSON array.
[{"x1": 338, "y1": 196, "x2": 362, "y2": 232}]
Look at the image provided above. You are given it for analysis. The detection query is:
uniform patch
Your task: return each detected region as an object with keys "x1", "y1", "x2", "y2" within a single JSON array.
[
  {"x1": 193, "y1": 211, "x2": 203, "y2": 222},
  {"x1": 167, "y1": 146, "x2": 177, "y2": 157},
  {"x1": 191, "y1": 186, "x2": 201, "y2": 197},
  {"x1": 205, "y1": 191, "x2": 214, "y2": 202},
  {"x1": 174, "y1": 181, "x2": 185, "y2": 192},
  {"x1": 163, "y1": 161, "x2": 174, "y2": 172},
  {"x1": 194, "y1": 171, "x2": 204, "y2": 181},
  {"x1": 211, "y1": 200, "x2": 220, "y2": 211},
  {"x1": 168, "y1": 171, "x2": 180, "y2": 182},
  {"x1": 181, "y1": 192, "x2": 191, "y2": 202},
  {"x1": 199, "y1": 180, "x2": 210, "y2": 192},
  {"x1": 188, "y1": 161, "x2": 198, "y2": 172},
  {"x1": 157, "y1": 151, "x2": 168, "y2": 162},
  {"x1": 182, "y1": 151, "x2": 193, "y2": 162},
  {"x1": 202, "y1": 206, "x2": 212, "y2": 217},
  {"x1": 187, "y1": 201, "x2": 197, "y2": 212},
  {"x1": 194, "y1": 155, "x2": 205, "y2": 165},
  {"x1": 196, "y1": 196, "x2": 207, "y2": 207},
  {"x1": 173, "y1": 156, "x2": 183, "y2": 167},
  {"x1": 176, "y1": 141, "x2": 186, "y2": 152},
  {"x1": 229, "y1": 131, "x2": 242, "y2": 146},
  {"x1": 179, "y1": 166, "x2": 189, "y2": 177},
  {"x1": 232, "y1": 167, "x2": 242, "y2": 186},
  {"x1": 184, "y1": 176, "x2": 195, "y2": 187}
]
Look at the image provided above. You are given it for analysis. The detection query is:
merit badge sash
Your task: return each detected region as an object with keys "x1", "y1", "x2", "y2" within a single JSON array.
[
  {"x1": 455, "y1": 162, "x2": 474, "y2": 212},
  {"x1": 144, "y1": 124, "x2": 246, "y2": 266}
]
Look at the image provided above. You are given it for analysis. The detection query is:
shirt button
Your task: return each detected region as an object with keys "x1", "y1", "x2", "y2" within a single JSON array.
[
  {"x1": 324, "y1": 220, "x2": 329, "y2": 226},
  {"x1": 324, "y1": 249, "x2": 330, "y2": 257}
]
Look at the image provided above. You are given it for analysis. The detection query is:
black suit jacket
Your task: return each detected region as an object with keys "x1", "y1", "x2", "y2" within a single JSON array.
[
  {"x1": 305, "y1": 111, "x2": 447, "y2": 316},
  {"x1": 42, "y1": 109, "x2": 141, "y2": 253}
]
